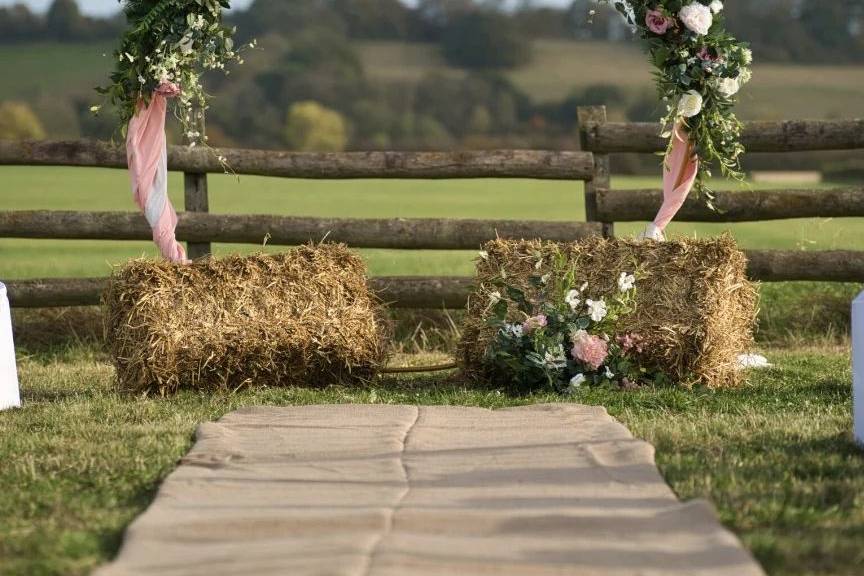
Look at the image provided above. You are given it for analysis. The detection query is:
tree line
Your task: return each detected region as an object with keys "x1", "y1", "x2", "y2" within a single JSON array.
[{"x1": 1, "y1": 0, "x2": 862, "y2": 64}]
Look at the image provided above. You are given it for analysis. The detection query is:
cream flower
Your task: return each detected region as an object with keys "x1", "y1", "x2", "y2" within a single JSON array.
[
  {"x1": 488, "y1": 290, "x2": 502, "y2": 306},
  {"x1": 569, "y1": 374, "x2": 586, "y2": 388},
  {"x1": 586, "y1": 299, "x2": 608, "y2": 322},
  {"x1": 715, "y1": 76, "x2": 741, "y2": 98},
  {"x1": 709, "y1": 0, "x2": 724, "y2": 14},
  {"x1": 679, "y1": 2, "x2": 713, "y2": 36},
  {"x1": 678, "y1": 90, "x2": 704, "y2": 118},
  {"x1": 565, "y1": 289, "x2": 582, "y2": 311},
  {"x1": 618, "y1": 272, "x2": 635, "y2": 292},
  {"x1": 741, "y1": 48, "x2": 753, "y2": 65}
]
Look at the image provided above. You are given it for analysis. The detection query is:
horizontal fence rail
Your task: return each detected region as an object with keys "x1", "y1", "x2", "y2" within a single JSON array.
[
  {"x1": 0, "y1": 211, "x2": 603, "y2": 250},
  {"x1": 596, "y1": 187, "x2": 864, "y2": 222},
  {"x1": 8, "y1": 250, "x2": 864, "y2": 309},
  {"x1": 0, "y1": 140, "x2": 595, "y2": 180},
  {"x1": 582, "y1": 119, "x2": 864, "y2": 153},
  {"x1": 5, "y1": 277, "x2": 476, "y2": 310}
]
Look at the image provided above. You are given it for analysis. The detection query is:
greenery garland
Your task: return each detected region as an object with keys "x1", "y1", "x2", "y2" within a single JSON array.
[
  {"x1": 597, "y1": 1, "x2": 752, "y2": 206},
  {"x1": 95, "y1": 0, "x2": 251, "y2": 148}
]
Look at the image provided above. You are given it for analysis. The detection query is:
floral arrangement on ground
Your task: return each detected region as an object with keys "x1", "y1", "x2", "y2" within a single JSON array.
[
  {"x1": 597, "y1": 0, "x2": 752, "y2": 205},
  {"x1": 95, "y1": 0, "x2": 253, "y2": 148},
  {"x1": 480, "y1": 248, "x2": 670, "y2": 394}
]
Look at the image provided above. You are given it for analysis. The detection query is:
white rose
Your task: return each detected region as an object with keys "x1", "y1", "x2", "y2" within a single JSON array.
[
  {"x1": 569, "y1": 374, "x2": 586, "y2": 388},
  {"x1": 677, "y1": 90, "x2": 704, "y2": 118},
  {"x1": 617, "y1": 272, "x2": 635, "y2": 292},
  {"x1": 738, "y1": 68, "x2": 752, "y2": 84},
  {"x1": 679, "y1": 2, "x2": 713, "y2": 36},
  {"x1": 741, "y1": 48, "x2": 753, "y2": 65},
  {"x1": 586, "y1": 299, "x2": 608, "y2": 322},
  {"x1": 715, "y1": 76, "x2": 740, "y2": 98},
  {"x1": 565, "y1": 289, "x2": 582, "y2": 311},
  {"x1": 709, "y1": 0, "x2": 723, "y2": 14}
]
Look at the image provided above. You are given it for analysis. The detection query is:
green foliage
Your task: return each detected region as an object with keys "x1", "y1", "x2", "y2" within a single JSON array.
[
  {"x1": 598, "y1": 0, "x2": 752, "y2": 206},
  {"x1": 441, "y1": 11, "x2": 532, "y2": 70},
  {"x1": 285, "y1": 101, "x2": 348, "y2": 152},
  {"x1": 0, "y1": 101, "x2": 46, "y2": 140},
  {"x1": 96, "y1": 0, "x2": 245, "y2": 147},
  {"x1": 480, "y1": 248, "x2": 658, "y2": 393}
]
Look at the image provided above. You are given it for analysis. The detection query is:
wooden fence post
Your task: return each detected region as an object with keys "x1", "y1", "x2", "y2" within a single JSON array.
[
  {"x1": 577, "y1": 106, "x2": 614, "y2": 238},
  {"x1": 183, "y1": 171, "x2": 211, "y2": 259}
]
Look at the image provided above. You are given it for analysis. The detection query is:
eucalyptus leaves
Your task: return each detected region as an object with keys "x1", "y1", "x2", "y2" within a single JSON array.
[
  {"x1": 96, "y1": 0, "x2": 250, "y2": 147},
  {"x1": 598, "y1": 1, "x2": 752, "y2": 201}
]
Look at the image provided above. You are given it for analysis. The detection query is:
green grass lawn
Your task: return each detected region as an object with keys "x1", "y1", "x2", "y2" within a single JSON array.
[{"x1": 0, "y1": 347, "x2": 861, "y2": 576}]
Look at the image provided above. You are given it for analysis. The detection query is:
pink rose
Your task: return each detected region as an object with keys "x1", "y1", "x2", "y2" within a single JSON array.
[
  {"x1": 571, "y1": 331, "x2": 609, "y2": 371},
  {"x1": 155, "y1": 81, "x2": 181, "y2": 98},
  {"x1": 522, "y1": 314, "x2": 548, "y2": 334},
  {"x1": 645, "y1": 10, "x2": 673, "y2": 35},
  {"x1": 698, "y1": 47, "x2": 719, "y2": 61},
  {"x1": 617, "y1": 333, "x2": 645, "y2": 354}
]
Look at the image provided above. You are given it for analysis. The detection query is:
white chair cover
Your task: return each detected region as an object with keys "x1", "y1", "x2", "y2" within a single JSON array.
[{"x1": 0, "y1": 282, "x2": 21, "y2": 410}]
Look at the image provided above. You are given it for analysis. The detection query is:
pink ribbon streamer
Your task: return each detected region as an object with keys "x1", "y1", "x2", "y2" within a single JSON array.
[
  {"x1": 653, "y1": 124, "x2": 699, "y2": 231},
  {"x1": 126, "y1": 94, "x2": 187, "y2": 263}
]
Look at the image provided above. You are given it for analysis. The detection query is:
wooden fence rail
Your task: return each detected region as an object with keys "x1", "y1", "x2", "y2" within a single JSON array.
[
  {"x1": 0, "y1": 211, "x2": 602, "y2": 250},
  {"x1": 0, "y1": 140, "x2": 594, "y2": 180},
  {"x1": 582, "y1": 119, "x2": 864, "y2": 154},
  {"x1": 596, "y1": 187, "x2": 864, "y2": 222},
  {"x1": 4, "y1": 277, "x2": 476, "y2": 310}
]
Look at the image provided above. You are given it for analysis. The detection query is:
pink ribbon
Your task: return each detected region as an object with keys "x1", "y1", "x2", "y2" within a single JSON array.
[
  {"x1": 126, "y1": 94, "x2": 187, "y2": 263},
  {"x1": 653, "y1": 124, "x2": 699, "y2": 231}
]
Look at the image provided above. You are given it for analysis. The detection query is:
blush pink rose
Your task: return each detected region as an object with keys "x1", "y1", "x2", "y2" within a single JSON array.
[
  {"x1": 522, "y1": 314, "x2": 548, "y2": 334},
  {"x1": 155, "y1": 81, "x2": 181, "y2": 98},
  {"x1": 617, "y1": 333, "x2": 645, "y2": 354},
  {"x1": 698, "y1": 47, "x2": 719, "y2": 61},
  {"x1": 571, "y1": 332, "x2": 609, "y2": 370},
  {"x1": 645, "y1": 10, "x2": 673, "y2": 35}
]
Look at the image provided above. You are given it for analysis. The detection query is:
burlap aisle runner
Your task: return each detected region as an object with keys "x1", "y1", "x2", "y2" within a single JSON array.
[{"x1": 96, "y1": 404, "x2": 764, "y2": 576}]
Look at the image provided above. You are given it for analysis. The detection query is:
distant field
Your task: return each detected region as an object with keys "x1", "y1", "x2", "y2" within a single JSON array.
[
  {"x1": 2, "y1": 40, "x2": 864, "y2": 139},
  {"x1": 1, "y1": 166, "x2": 863, "y2": 280},
  {"x1": 360, "y1": 39, "x2": 864, "y2": 121}
]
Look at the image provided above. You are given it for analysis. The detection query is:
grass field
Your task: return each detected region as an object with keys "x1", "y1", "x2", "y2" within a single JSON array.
[{"x1": 1, "y1": 347, "x2": 861, "y2": 576}]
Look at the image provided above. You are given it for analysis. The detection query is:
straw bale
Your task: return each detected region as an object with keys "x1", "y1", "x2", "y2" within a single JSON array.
[
  {"x1": 104, "y1": 245, "x2": 389, "y2": 393},
  {"x1": 459, "y1": 235, "x2": 758, "y2": 388}
]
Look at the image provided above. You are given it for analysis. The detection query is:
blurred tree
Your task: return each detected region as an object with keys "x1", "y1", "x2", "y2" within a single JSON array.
[
  {"x1": 0, "y1": 5, "x2": 42, "y2": 42},
  {"x1": 0, "y1": 102, "x2": 46, "y2": 140},
  {"x1": 45, "y1": 0, "x2": 88, "y2": 41},
  {"x1": 330, "y1": 0, "x2": 415, "y2": 39},
  {"x1": 231, "y1": 0, "x2": 345, "y2": 40},
  {"x1": 441, "y1": 11, "x2": 532, "y2": 69},
  {"x1": 285, "y1": 101, "x2": 348, "y2": 151}
]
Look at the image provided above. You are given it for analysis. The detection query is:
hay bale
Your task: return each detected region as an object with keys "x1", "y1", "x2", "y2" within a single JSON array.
[
  {"x1": 459, "y1": 235, "x2": 758, "y2": 389},
  {"x1": 104, "y1": 245, "x2": 389, "y2": 393}
]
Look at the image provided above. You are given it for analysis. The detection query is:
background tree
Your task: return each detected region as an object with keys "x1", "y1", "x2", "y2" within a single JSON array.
[
  {"x1": 285, "y1": 101, "x2": 348, "y2": 152},
  {"x1": 441, "y1": 11, "x2": 532, "y2": 69},
  {"x1": 0, "y1": 102, "x2": 46, "y2": 140},
  {"x1": 44, "y1": 0, "x2": 88, "y2": 42}
]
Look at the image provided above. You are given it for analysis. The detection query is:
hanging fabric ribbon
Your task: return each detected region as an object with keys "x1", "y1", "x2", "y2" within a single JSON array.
[
  {"x1": 126, "y1": 88, "x2": 187, "y2": 263},
  {"x1": 641, "y1": 124, "x2": 699, "y2": 241}
]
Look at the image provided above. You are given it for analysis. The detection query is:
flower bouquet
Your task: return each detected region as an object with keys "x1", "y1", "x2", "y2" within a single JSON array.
[
  {"x1": 95, "y1": 0, "x2": 251, "y2": 262},
  {"x1": 596, "y1": 1, "x2": 752, "y2": 236},
  {"x1": 481, "y1": 252, "x2": 668, "y2": 394}
]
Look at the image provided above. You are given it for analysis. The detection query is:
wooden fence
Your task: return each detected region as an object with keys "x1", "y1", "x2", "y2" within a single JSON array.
[{"x1": 2, "y1": 105, "x2": 863, "y2": 310}]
